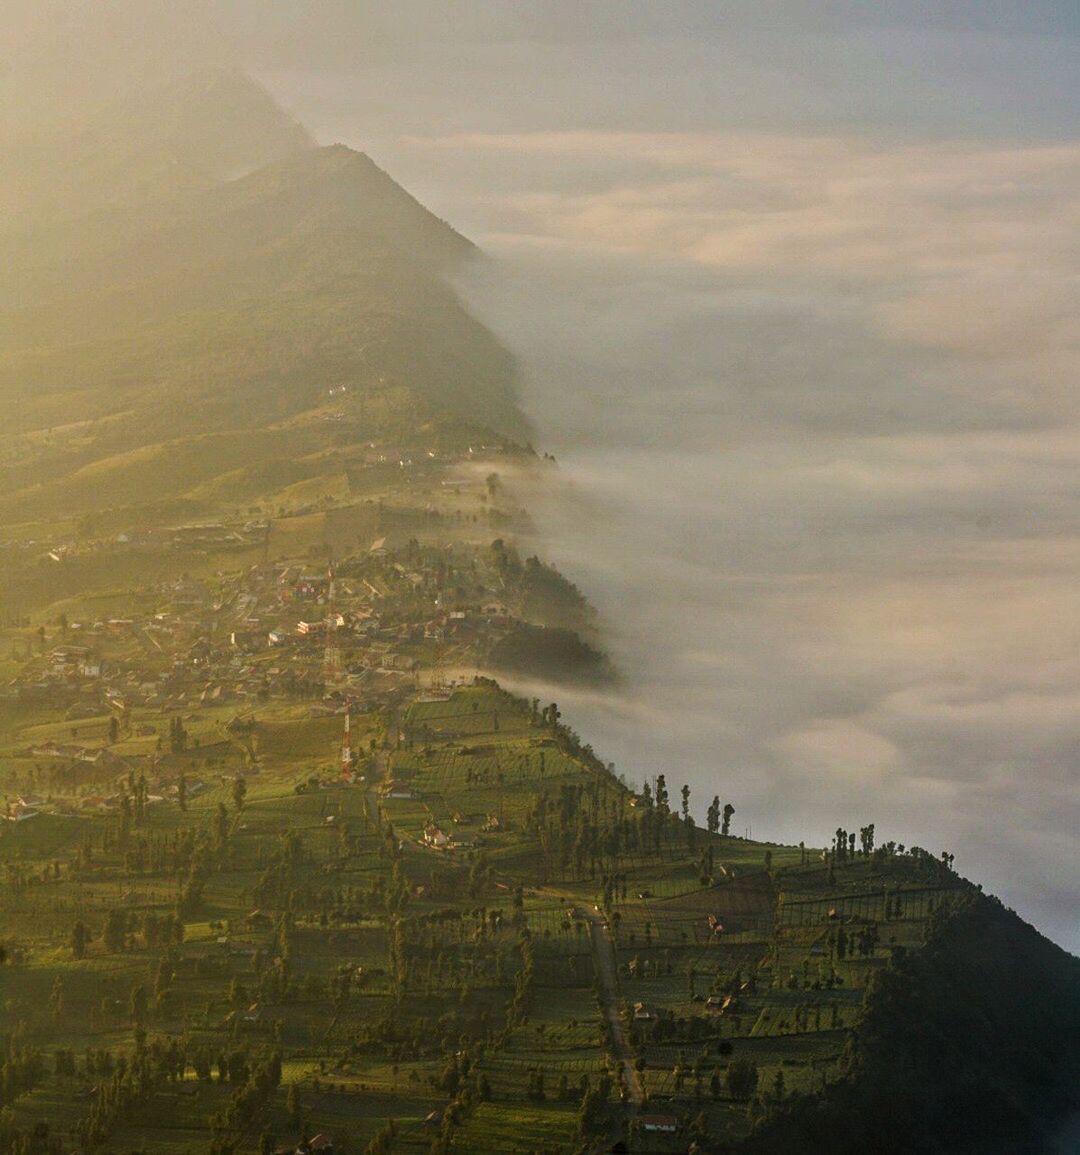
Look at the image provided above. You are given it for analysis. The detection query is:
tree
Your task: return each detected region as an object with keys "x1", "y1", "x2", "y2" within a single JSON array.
[
  {"x1": 103, "y1": 909, "x2": 127, "y2": 953},
  {"x1": 108, "y1": 716, "x2": 119, "y2": 744},
  {"x1": 170, "y1": 716, "x2": 188, "y2": 754},
  {"x1": 366, "y1": 1120, "x2": 395, "y2": 1155},
  {"x1": 772, "y1": 1068, "x2": 785, "y2": 1102},
  {"x1": 129, "y1": 983, "x2": 148, "y2": 1026},
  {"x1": 232, "y1": 775, "x2": 247, "y2": 813},
  {"x1": 49, "y1": 976, "x2": 64, "y2": 1024},
  {"x1": 681, "y1": 783, "x2": 691, "y2": 821},
  {"x1": 721, "y1": 803, "x2": 735, "y2": 837},
  {"x1": 725, "y1": 1058, "x2": 758, "y2": 1100},
  {"x1": 71, "y1": 920, "x2": 88, "y2": 960},
  {"x1": 215, "y1": 803, "x2": 230, "y2": 847},
  {"x1": 178, "y1": 772, "x2": 188, "y2": 812},
  {"x1": 860, "y1": 823, "x2": 876, "y2": 856},
  {"x1": 707, "y1": 796, "x2": 720, "y2": 835}
]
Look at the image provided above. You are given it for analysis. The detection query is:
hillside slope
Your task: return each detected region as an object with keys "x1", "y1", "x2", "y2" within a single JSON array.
[{"x1": 0, "y1": 75, "x2": 527, "y2": 531}]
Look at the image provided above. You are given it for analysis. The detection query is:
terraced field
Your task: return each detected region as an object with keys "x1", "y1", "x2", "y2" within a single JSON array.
[{"x1": 0, "y1": 684, "x2": 991, "y2": 1153}]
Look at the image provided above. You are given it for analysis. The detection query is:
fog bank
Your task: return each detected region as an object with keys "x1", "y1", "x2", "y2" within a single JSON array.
[
  {"x1": 248, "y1": 16, "x2": 1077, "y2": 950},
  {"x1": 447, "y1": 131, "x2": 1079, "y2": 951}
]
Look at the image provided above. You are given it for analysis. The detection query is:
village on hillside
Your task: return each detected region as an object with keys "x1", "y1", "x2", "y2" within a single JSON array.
[
  {"x1": 0, "y1": 441, "x2": 969, "y2": 1154},
  {"x1": 0, "y1": 436, "x2": 600, "y2": 832}
]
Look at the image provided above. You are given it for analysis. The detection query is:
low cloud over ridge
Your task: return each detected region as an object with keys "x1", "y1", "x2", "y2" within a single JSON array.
[{"x1": 442, "y1": 129, "x2": 1079, "y2": 950}]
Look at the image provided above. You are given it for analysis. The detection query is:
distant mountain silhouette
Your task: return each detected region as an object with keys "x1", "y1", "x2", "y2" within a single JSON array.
[{"x1": 1, "y1": 68, "x2": 313, "y2": 228}]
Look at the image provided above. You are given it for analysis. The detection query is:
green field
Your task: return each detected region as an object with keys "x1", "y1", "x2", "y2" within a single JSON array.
[{"x1": 0, "y1": 683, "x2": 980, "y2": 1154}]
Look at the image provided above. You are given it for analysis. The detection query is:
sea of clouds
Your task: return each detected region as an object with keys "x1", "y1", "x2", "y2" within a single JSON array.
[
  {"x1": 255, "y1": 13, "x2": 1079, "y2": 949},
  {"x1": 444, "y1": 130, "x2": 1079, "y2": 951}
]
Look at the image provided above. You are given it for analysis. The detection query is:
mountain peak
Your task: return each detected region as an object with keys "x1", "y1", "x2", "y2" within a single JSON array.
[{"x1": 224, "y1": 142, "x2": 475, "y2": 268}]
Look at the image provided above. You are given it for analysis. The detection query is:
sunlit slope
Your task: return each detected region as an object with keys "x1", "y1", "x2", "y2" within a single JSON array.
[{"x1": 0, "y1": 96, "x2": 527, "y2": 529}]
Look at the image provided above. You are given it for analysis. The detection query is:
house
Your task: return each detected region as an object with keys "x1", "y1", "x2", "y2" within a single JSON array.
[
  {"x1": 291, "y1": 574, "x2": 330, "y2": 600},
  {"x1": 632, "y1": 1002, "x2": 658, "y2": 1023},
  {"x1": 422, "y1": 823, "x2": 449, "y2": 849},
  {"x1": 380, "y1": 780, "x2": 417, "y2": 800},
  {"x1": 640, "y1": 1115, "x2": 679, "y2": 1134}
]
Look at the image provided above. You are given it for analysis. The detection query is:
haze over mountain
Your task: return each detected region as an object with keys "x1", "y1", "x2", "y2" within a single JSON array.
[
  {"x1": 0, "y1": 69, "x2": 313, "y2": 227},
  {"x1": 0, "y1": 68, "x2": 526, "y2": 535}
]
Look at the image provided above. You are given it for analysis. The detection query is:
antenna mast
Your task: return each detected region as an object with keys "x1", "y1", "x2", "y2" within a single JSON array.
[
  {"x1": 323, "y1": 561, "x2": 343, "y2": 687},
  {"x1": 340, "y1": 709, "x2": 353, "y2": 782}
]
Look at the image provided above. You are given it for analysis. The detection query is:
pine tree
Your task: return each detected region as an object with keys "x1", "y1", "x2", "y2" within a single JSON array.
[
  {"x1": 49, "y1": 976, "x2": 64, "y2": 1023},
  {"x1": 71, "y1": 919, "x2": 88, "y2": 960}
]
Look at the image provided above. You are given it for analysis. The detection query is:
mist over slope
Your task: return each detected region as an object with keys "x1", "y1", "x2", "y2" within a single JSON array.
[{"x1": 0, "y1": 70, "x2": 527, "y2": 531}]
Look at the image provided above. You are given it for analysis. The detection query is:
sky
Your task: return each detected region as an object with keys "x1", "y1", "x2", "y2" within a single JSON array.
[{"x1": 6, "y1": 3, "x2": 1079, "y2": 949}]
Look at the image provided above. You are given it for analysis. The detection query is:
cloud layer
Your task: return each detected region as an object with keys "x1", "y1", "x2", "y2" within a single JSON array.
[{"x1": 440, "y1": 130, "x2": 1079, "y2": 949}]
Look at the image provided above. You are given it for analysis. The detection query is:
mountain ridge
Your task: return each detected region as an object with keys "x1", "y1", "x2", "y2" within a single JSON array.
[
  {"x1": 0, "y1": 67, "x2": 313, "y2": 229},
  {"x1": 0, "y1": 80, "x2": 529, "y2": 531}
]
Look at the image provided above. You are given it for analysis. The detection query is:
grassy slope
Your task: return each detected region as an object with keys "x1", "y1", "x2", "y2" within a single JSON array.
[
  {"x1": 0, "y1": 685, "x2": 1075, "y2": 1154},
  {"x1": 0, "y1": 106, "x2": 528, "y2": 530}
]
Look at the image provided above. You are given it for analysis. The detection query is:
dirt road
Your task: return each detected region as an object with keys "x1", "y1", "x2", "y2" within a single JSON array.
[{"x1": 582, "y1": 905, "x2": 645, "y2": 1108}]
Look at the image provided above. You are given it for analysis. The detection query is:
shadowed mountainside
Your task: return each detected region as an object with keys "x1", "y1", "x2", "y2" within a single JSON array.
[{"x1": 739, "y1": 894, "x2": 1080, "y2": 1154}]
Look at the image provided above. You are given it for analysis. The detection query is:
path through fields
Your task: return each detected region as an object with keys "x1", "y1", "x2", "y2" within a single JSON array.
[{"x1": 582, "y1": 906, "x2": 645, "y2": 1108}]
